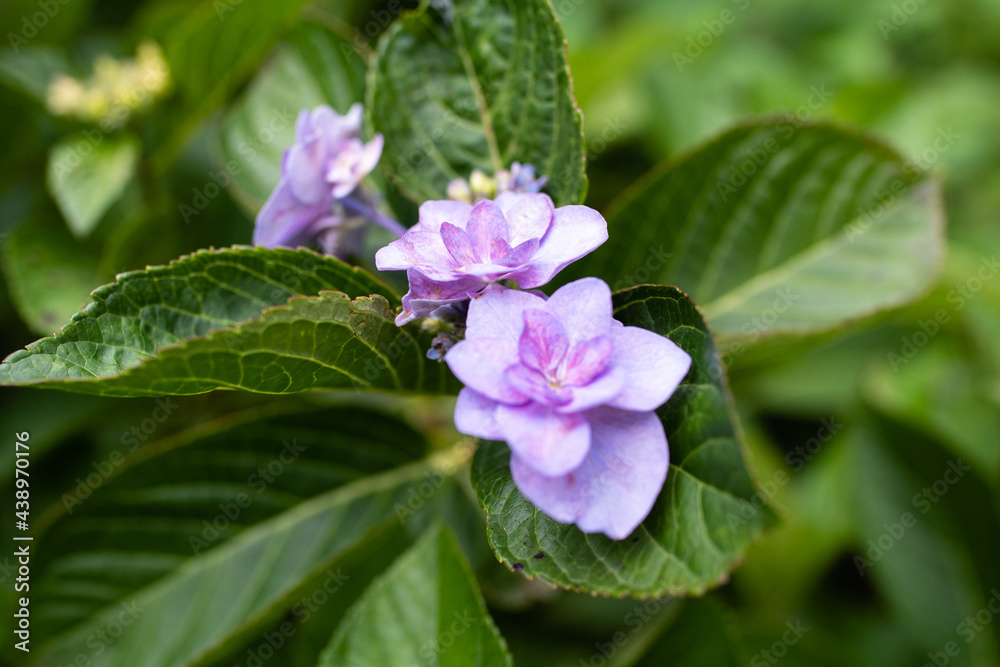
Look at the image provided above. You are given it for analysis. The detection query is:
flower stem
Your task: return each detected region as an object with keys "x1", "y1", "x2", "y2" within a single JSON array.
[{"x1": 340, "y1": 194, "x2": 408, "y2": 237}]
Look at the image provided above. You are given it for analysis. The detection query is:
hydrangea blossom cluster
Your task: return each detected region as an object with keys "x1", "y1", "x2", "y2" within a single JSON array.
[
  {"x1": 375, "y1": 193, "x2": 607, "y2": 324},
  {"x1": 445, "y1": 280, "x2": 691, "y2": 538},
  {"x1": 253, "y1": 104, "x2": 402, "y2": 258},
  {"x1": 376, "y1": 184, "x2": 692, "y2": 539},
  {"x1": 251, "y1": 106, "x2": 692, "y2": 538}
]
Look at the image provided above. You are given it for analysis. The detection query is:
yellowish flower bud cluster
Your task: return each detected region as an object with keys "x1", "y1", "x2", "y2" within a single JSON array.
[{"x1": 46, "y1": 41, "x2": 171, "y2": 128}]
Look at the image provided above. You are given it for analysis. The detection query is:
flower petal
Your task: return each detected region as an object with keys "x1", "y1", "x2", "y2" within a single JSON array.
[
  {"x1": 545, "y1": 278, "x2": 615, "y2": 345},
  {"x1": 414, "y1": 199, "x2": 474, "y2": 233},
  {"x1": 465, "y1": 285, "x2": 546, "y2": 343},
  {"x1": 466, "y1": 200, "x2": 509, "y2": 258},
  {"x1": 285, "y1": 137, "x2": 332, "y2": 205},
  {"x1": 510, "y1": 407, "x2": 668, "y2": 540},
  {"x1": 440, "y1": 222, "x2": 478, "y2": 266},
  {"x1": 513, "y1": 204, "x2": 607, "y2": 287},
  {"x1": 519, "y1": 309, "x2": 569, "y2": 372},
  {"x1": 495, "y1": 193, "x2": 553, "y2": 246},
  {"x1": 608, "y1": 326, "x2": 692, "y2": 412},
  {"x1": 253, "y1": 179, "x2": 332, "y2": 248},
  {"x1": 397, "y1": 270, "x2": 483, "y2": 325},
  {"x1": 497, "y1": 402, "x2": 590, "y2": 477},
  {"x1": 558, "y1": 364, "x2": 626, "y2": 413},
  {"x1": 445, "y1": 337, "x2": 526, "y2": 404},
  {"x1": 375, "y1": 230, "x2": 460, "y2": 280},
  {"x1": 454, "y1": 388, "x2": 504, "y2": 440}
]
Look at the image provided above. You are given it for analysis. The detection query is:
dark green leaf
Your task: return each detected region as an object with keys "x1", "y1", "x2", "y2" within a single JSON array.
[
  {"x1": 319, "y1": 523, "x2": 512, "y2": 667},
  {"x1": 568, "y1": 120, "x2": 945, "y2": 341},
  {"x1": 369, "y1": 0, "x2": 587, "y2": 206},
  {"x1": 32, "y1": 404, "x2": 428, "y2": 643},
  {"x1": 32, "y1": 409, "x2": 458, "y2": 667},
  {"x1": 0, "y1": 246, "x2": 456, "y2": 396},
  {"x1": 471, "y1": 285, "x2": 768, "y2": 597}
]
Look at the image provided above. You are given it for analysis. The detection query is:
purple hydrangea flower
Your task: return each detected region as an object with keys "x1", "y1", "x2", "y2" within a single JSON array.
[
  {"x1": 445, "y1": 278, "x2": 692, "y2": 539},
  {"x1": 375, "y1": 193, "x2": 607, "y2": 325},
  {"x1": 253, "y1": 104, "x2": 384, "y2": 251}
]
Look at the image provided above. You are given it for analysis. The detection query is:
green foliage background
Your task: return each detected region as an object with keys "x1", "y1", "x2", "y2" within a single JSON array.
[{"x1": 0, "y1": 0, "x2": 999, "y2": 665}]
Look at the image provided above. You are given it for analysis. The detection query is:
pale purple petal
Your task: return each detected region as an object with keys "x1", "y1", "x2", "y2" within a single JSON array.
[
  {"x1": 495, "y1": 193, "x2": 553, "y2": 246},
  {"x1": 545, "y1": 278, "x2": 615, "y2": 345},
  {"x1": 253, "y1": 179, "x2": 332, "y2": 248},
  {"x1": 294, "y1": 109, "x2": 312, "y2": 142},
  {"x1": 445, "y1": 338, "x2": 527, "y2": 404},
  {"x1": 465, "y1": 200, "x2": 509, "y2": 257},
  {"x1": 558, "y1": 365, "x2": 626, "y2": 413},
  {"x1": 497, "y1": 402, "x2": 591, "y2": 477},
  {"x1": 285, "y1": 138, "x2": 331, "y2": 205},
  {"x1": 375, "y1": 230, "x2": 460, "y2": 280},
  {"x1": 357, "y1": 133, "x2": 384, "y2": 176},
  {"x1": 510, "y1": 408, "x2": 668, "y2": 540},
  {"x1": 414, "y1": 199, "x2": 474, "y2": 233},
  {"x1": 440, "y1": 222, "x2": 478, "y2": 266},
  {"x1": 454, "y1": 388, "x2": 504, "y2": 440},
  {"x1": 608, "y1": 327, "x2": 692, "y2": 412},
  {"x1": 464, "y1": 286, "x2": 545, "y2": 343},
  {"x1": 513, "y1": 204, "x2": 608, "y2": 287},
  {"x1": 397, "y1": 270, "x2": 483, "y2": 325},
  {"x1": 519, "y1": 309, "x2": 568, "y2": 372}
]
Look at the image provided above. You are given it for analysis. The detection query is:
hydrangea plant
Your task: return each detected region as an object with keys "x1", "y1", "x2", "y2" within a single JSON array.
[{"x1": 0, "y1": 0, "x2": 959, "y2": 664}]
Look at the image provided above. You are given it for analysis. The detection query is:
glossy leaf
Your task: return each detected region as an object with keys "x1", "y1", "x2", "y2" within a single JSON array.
[
  {"x1": 471, "y1": 285, "x2": 768, "y2": 597},
  {"x1": 369, "y1": 0, "x2": 587, "y2": 206},
  {"x1": 46, "y1": 132, "x2": 140, "y2": 238},
  {"x1": 32, "y1": 405, "x2": 429, "y2": 640},
  {"x1": 0, "y1": 246, "x2": 456, "y2": 396},
  {"x1": 319, "y1": 524, "x2": 512, "y2": 667},
  {"x1": 33, "y1": 412, "x2": 452, "y2": 667},
  {"x1": 218, "y1": 22, "x2": 366, "y2": 214},
  {"x1": 568, "y1": 120, "x2": 945, "y2": 341}
]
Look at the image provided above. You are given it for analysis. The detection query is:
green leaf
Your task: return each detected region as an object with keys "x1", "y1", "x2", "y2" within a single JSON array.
[
  {"x1": 32, "y1": 404, "x2": 429, "y2": 644},
  {"x1": 0, "y1": 246, "x2": 456, "y2": 396},
  {"x1": 319, "y1": 523, "x2": 512, "y2": 667},
  {"x1": 164, "y1": 0, "x2": 310, "y2": 109},
  {"x1": 0, "y1": 214, "x2": 100, "y2": 334},
  {"x1": 471, "y1": 285, "x2": 768, "y2": 597},
  {"x1": 218, "y1": 22, "x2": 367, "y2": 214},
  {"x1": 34, "y1": 440, "x2": 455, "y2": 667},
  {"x1": 369, "y1": 0, "x2": 587, "y2": 206},
  {"x1": 568, "y1": 120, "x2": 945, "y2": 341},
  {"x1": 46, "y1": 133, "x2": 141, "y2": 238}
]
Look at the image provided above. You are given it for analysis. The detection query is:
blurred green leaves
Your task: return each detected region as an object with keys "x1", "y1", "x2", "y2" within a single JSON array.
[
  {"x1": 46, "y1": 132, "x2": 140, "y2": 238},
  {"x1": 570, "y1": 120, "x2": 945, "y2": 343}
]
